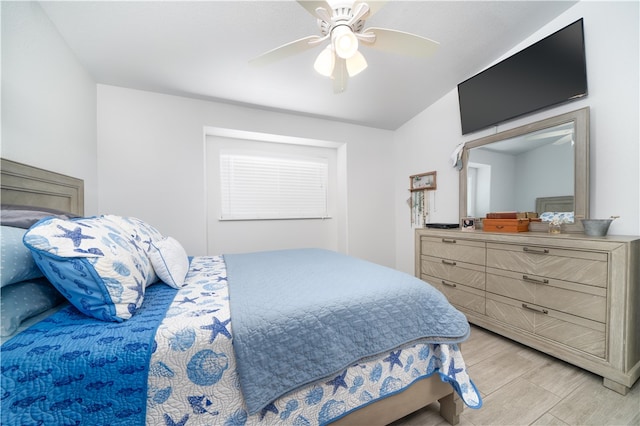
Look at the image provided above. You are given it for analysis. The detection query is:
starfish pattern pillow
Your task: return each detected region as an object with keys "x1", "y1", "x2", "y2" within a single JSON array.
[
  {"x1": 23, "y1": 215, "x2": 154, "y2": 321},
  {"x1": 103, "y1": 215, "x2": 164, "y2": 286}
]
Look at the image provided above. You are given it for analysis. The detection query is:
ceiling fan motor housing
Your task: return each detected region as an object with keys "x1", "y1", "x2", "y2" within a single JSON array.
[{"x1": 317, "y1": 6, "x2": 366, "y2": 36}]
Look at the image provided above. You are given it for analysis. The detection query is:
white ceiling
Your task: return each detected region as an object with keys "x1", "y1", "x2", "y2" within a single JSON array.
[{"x1": 39, "y1": 0, "x2": 578, "y2": 130}]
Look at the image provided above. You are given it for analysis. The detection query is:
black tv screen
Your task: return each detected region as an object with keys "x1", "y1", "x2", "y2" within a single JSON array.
[{"x1": 458, "y1": 19, "x2": 587, "y2": 135}]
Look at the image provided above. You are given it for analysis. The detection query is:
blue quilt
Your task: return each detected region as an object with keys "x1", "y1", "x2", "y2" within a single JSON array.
[
  {"x1": 224, "y1": 248, "x2": 471, "y2": 415},
  {"x1": 1, "y1": 283, "x2": 177, "y2": 426}
]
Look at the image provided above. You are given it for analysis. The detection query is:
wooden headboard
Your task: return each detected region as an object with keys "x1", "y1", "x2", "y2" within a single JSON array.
[
  {"x1": 535, "y1": 195, "x2": 574, "y2": 214},
  {"x1": 1, "y1": 158, "x2": 84, "y2": 215}
]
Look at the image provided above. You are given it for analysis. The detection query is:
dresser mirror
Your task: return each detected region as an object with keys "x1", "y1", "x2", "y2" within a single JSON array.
[{"x1": 459, "y1": 107, "x2": 590, "y2": 232}]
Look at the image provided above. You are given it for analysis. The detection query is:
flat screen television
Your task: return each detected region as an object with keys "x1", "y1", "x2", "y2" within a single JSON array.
[{"x1": 457, "y1": 18, "x2": 587, "y2": 135}]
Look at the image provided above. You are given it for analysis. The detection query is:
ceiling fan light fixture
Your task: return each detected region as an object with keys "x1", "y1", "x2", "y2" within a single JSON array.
[
  {"x1": 346, "y1": 50, "x2": 367, "y2": 77},
  {"x1": 251, "y1": 1, "x2": 441, "y2": 93},
  {"x1": 314, "y1": 45, "x2": 335, "y2": 77},
  {"x1": 332, "y1": 25, "x2": 358, "y2": 59}
]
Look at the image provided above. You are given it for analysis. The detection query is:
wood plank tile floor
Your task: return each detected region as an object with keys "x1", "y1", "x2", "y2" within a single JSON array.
[{"x1": 391, "y1": 325, "x2": 640, "y2": 426}]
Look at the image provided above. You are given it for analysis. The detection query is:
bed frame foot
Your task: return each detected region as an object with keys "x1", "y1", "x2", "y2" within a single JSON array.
[{"x1": 438, "y1": 391, "x2": 463, "y2": 425}]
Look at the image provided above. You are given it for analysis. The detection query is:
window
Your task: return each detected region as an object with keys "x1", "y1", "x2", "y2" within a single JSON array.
[{"x1": 219, "y1": 151, "x2": 329, "y2": 220}]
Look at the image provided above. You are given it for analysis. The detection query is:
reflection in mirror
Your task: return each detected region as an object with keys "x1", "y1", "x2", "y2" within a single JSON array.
[
  {"x1": 459, "y1": 107, "x2": 589, "y2": 233},
  {"x1": 467, "y1": 121, "x2": 575, "y2": 220}
]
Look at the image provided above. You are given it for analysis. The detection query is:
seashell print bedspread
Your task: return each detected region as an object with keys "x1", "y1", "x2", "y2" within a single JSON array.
[{"x1": 148, "y1": 254, "x2": 481, "y2": 425}]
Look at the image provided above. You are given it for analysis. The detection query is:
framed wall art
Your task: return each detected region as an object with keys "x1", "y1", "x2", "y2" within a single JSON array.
[{"x1": 409, "y1": 171, "x2": 437, "y2": 191}]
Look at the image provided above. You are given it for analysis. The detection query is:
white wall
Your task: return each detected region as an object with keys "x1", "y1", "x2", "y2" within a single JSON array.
[
  {"x1": 469, "y1": 148, "x2": 517, "y2": 215},
  {"x1": 97, "y1": 85, "x2": 396, "y2": 266},
  {"x1": 204, "y1": 134, "x2": 342, "y2": 255},
  {"x1": 1, "y1": 2, "x2": 98, "y2": 214},
  {"x1": 514, "y1": 142, "x2": 574, "y2": 212},
  {"x1": 393, "y1": 1, "x2": 640, "y2": 274}
]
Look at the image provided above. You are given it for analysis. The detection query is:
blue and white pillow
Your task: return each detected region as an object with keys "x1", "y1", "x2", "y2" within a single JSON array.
[
  {"x1": 103, "y1": 215, "x2": 164, "y2": 286},
  {"x1": 23, "y1": 215, "x2": 155, "y2": 322},
  {"x1": 540, "y1": 211, "x2": 574, "y2": 223}
]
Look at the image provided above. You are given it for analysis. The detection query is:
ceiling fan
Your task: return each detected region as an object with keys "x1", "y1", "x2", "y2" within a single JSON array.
[
  {"x1": 526, "y1": 126, "x2": 575, "y2": 146},
  {"x1": 249, "y1": 0, "x2": 440, "y2": 93}
]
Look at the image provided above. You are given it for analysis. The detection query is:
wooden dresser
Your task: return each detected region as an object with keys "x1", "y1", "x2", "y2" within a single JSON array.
[{"x1": 415, "y1": 228, "x2": 640, "y2": 394}]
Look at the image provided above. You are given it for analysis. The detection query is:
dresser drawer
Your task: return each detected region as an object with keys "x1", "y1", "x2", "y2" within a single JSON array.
[
  {"x1": 486, "y1": 293, "x2": 606, "y2": 358},
  {"x1": 486, "y1": 268, "x2": 607, "y2": 323},
  {"x1": 486, "y1": 243, "x2": 608, "y2": 287},
  {"x1": 421, "y1": 255, "x2": 485, "y2": 290},
  {"x1": 420, "y1": 236, "x2": 485, "y2": 266},
  {"x1": 422, "y1": 273, "x2": 485, "y2": 315}
]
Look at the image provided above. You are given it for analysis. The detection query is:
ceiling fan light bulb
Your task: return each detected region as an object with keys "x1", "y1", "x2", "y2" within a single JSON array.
[
  {"x1": 346, "y1": 51, "x2": 367, "y2": 77},
  {"x1": 332, "y1": 25, "x2": 358, "y2": 59},
  {"x1": 314, "y1": 46, "x2": 335, "y2": 77}
]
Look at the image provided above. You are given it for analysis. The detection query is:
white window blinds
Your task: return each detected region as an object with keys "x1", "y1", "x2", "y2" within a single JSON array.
[{"x1": 219, "y1": 152, "x2": 329, "y2": 220}]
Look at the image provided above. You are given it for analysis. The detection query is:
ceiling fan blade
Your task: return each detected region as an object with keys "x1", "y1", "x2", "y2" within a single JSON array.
[
  {"x1": 353, "y1": 1, "x2": 388, "y2": 19},
  {"x1": 348, "y1": 2, "x2": 370, "y2": 26},
  {"x1": 314, "y1": 6, "x2": 333, "y2": 23},
  {"x1": 527, "y1": 128, "x2": 573, "y2": 140},
  {"x1": 332, "y1": 57, "x2": 348, "y2": 94},
  {"x1": 553, "y1": 134, "x2": 574, "y2": 145},
  {"x1": 249, "y1": 35, "x2": 325, "y2": 67},
  {"x1": 297, "y1": 0, "x2": 333, "y2": 19},
  {"x1": 360, "y1": 27, "x2": 439, "y2": 58}
]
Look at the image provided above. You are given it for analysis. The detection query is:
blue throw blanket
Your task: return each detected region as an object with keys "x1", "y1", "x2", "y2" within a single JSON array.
[
  {"x1": 1, "y1": 283, "x2": 177, "y2": 426},
  {"x1": 224, "y1": 249, "x2": 470, "y2": 415}
]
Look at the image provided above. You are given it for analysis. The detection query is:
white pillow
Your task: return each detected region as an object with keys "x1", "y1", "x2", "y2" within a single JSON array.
[{"x1": 149, "y1": 237, "x2": 189, "y2": 289}]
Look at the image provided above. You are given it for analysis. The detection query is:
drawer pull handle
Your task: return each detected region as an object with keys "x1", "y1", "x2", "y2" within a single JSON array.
[
  {"x1": 441, "y1": 238, "x2": 457, "y2": 244},
  {"x1": 496, "y1": 225, "x2": 504, "y2": 229},
  {"x1": 523, "y1": 247, "x2": 550, "y2": 254},
  {"x1": 522, "y1": 303, "x2": 548, "y2": 314},
  {"x1": 442, "y1": 260, "x2": 457, "y2": 266},
  {"x1": 441, "y1": 280, "x2": 457, "y2": 288},
  {"x1": 522, "y1": 275, "x2": 549, "y2": 284}
]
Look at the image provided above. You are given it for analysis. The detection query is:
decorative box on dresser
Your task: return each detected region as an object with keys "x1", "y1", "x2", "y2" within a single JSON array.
[{"x1": 415, "y1": 228, "x2": 640, "y2": 394}]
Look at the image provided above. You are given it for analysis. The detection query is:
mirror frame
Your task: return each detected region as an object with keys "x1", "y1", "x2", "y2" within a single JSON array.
[{"x1": 459, "y1": 107, "x2": 590, "y2": 233}]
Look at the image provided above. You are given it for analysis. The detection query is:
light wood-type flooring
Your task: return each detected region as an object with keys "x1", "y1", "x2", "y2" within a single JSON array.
[{"x1": 392, "y1": 325, "x2": 640, "y2": 426}]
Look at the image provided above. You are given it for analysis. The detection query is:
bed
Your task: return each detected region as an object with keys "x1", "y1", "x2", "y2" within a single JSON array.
[
  {"x1": 530, "y1": 195, "x2": 575, "y2": 231},
  {"x1": 535, "y1": 195, "x2": 574, "y2": 215},
  {"x1": 1, "y1": 158, "x2": 481, "y2": 425}
]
